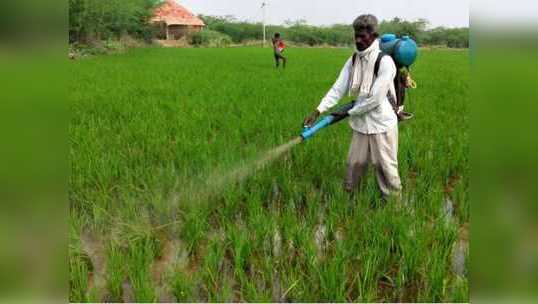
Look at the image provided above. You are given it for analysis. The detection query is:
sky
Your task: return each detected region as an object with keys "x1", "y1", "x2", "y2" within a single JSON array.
[
  {"x1": 472, "y1": 0, "x2": 538, "y2": 25},
  {"x1": 177, "y1": 0, "x2": 469, "y2": 28}
]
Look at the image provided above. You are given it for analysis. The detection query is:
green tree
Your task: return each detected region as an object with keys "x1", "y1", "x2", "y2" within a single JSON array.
[{"x1": 69, "y1": 0, "x2": 162, "y2": 43}]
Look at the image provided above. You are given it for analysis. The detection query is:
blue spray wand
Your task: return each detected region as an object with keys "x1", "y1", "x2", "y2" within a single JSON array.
[{"x1": 300, "y1": 101, "x2": 356, "y2": 141}]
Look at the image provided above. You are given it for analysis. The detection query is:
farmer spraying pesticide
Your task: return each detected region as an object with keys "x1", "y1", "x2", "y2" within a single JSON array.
[
  {"x1": 302, "y1": 14, "x2": 418, "y2": 199},
  {"x1": 272, "y1": 32, "x2": 287, "y2": 68}
]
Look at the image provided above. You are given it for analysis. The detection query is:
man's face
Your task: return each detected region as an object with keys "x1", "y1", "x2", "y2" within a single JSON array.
[{"x1": 355, "y1": 29, "x2": 376, "y2": 51}]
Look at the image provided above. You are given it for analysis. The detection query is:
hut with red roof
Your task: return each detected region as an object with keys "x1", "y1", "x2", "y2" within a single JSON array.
[{"x1": 151, "y1": 0, "x2": 205, "y2": 40}]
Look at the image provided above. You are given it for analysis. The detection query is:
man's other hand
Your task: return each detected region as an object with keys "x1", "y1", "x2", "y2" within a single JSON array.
[{"x1": 303, "y1": 110, "x2": 320, "y2": 127}]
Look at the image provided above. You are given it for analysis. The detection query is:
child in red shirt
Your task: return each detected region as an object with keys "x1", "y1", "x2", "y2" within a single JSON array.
[{"x1": 271, "y1": 33, "x2": 287, "y2": 68}]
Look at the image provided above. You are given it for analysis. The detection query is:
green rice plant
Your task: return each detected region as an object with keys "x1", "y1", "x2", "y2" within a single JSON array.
[
  {"x1": 180, "y1": 206, "x2": 210, "y2": 254},
  {"x1": 125, "y1": 237, "x2": 157, "y2": 302},
  {"x1": 105, "y1": 241, "x2": 124, "y2": 302},
  {"x1": 171, "y1": 271, "x2": 195, "y2": 302},
  {"x1": 200, "y1": 239, "x2": 229, "y2": 302},
  {"x1": 69, "y1": 250, "x2": 90, "y2": 302}
]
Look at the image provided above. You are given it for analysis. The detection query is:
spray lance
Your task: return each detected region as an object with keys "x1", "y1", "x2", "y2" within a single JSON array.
[{"x1": 300, "y1": 101, "x2": 355, "y2": 141}]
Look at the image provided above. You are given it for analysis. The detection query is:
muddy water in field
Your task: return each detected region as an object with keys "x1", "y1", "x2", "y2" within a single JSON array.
[
  {"x1": 80, "y1": 232, "x2": 107, "y2": 300},
  {"x1": 151, "y1": 238, "x2": 188, "y2": 302},
  {"x1": 452, "y1": 223, "x2": 469, "y2": 277}
]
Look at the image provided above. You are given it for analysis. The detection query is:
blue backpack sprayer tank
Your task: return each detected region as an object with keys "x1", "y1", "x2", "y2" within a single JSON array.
[{"x1": 379, "y1": 34, "x2": 418, "y2": 67}]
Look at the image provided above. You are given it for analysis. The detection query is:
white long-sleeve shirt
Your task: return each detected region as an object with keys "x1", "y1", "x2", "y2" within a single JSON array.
[{"x1": 316, "y1": 53, "x2": 398, "y2": 134}]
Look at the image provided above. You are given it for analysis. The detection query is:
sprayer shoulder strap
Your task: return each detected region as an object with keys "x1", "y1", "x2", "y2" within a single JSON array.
[
  {"x1": 373, "y1": 53, "x2": 400, "y2": 115},
  {"x1": 373, "y1": 52, "x2": 385, "y2": 77}
]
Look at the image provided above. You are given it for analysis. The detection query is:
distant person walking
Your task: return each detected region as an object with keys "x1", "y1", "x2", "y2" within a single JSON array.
[{"x1": 272, "y1": 33, "x2": 287, "y2": 68}]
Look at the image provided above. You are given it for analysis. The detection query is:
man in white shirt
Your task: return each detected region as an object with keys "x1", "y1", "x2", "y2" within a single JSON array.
[{"x1": 303, "y1": 14, "x2": 402, "y2": 198}]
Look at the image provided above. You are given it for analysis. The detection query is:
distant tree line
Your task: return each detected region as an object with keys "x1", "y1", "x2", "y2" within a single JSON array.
[
  {"x1": 69, "y1": 0, "x2": 162, "y2": 44},
  {"x1": 68, "y1": 0, "x2": 468, "y2": 49},
  {"x1": 199, "y1": 15, "x2": 469, "y2": 48}
]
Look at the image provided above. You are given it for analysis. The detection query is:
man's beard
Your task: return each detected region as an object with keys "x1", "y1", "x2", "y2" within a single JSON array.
[{"x1": 356, "y1": 43, "x2": 367, "y2": 51}]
